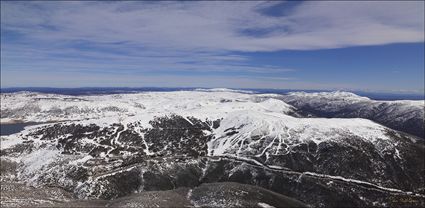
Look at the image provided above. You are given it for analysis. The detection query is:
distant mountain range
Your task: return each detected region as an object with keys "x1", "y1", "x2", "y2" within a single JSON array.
[{"x1": 1, "y1": 87, "x2": 424, "y2": 100}]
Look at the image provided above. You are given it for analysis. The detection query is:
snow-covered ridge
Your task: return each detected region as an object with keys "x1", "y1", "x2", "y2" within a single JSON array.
[
  {"x1": 1, "y1": 90, "x2": 399, "y2": 161},
  {"x1": 285, "y1": 91, "x2": 425, "y2": 111},
  {"x1": 209, "y1": 110, "x2": 393, "y2": 158},
  {"x1": 287, "y1": 91, "x2": 370, "y2": 101},
  {"x1": 194, "y1": 88, "x2": 255, "y2": 94},
  {"x1": 287, "y1": 91, "x2": 424, "y2": 105},
  {"x1": 0, "y1": 91, "x2": 291, "y2": 125},
  {"x1": 282, "y1": 91, "x2": 424, "y2": 138},
  {"x1": 2, "y1": 90, "x2": 422, "y2": 131}
]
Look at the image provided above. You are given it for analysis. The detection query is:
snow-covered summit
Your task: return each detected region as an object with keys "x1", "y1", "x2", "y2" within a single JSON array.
[
  {"x1": 209, "y1": 110, "x2": 392, "y2": 157},
  {"x1": 0, "y1": 91, "x2": 289, "y2": 125},
  {"x1": 281, "y1": 91, "x2": 424, "y2": 138},
  {"x1": 287, "y1": 91, "x2": 370, "y2": 101},
  {"x1": 194, "y1": 88, "x2": 255, "y2": 94}
]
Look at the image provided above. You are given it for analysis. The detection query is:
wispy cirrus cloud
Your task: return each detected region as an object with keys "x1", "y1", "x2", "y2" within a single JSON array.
[
  {"x1": 2, "y1": 1, "x2": 422, "y2": 51},
  {"x1": 1, "y1": 1, "x2": 424, "y2": 89}
]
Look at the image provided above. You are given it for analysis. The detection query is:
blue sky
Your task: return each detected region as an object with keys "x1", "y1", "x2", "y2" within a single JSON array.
[{"x1": 1, "y1": 1, "x2": 424, "y2": 93}]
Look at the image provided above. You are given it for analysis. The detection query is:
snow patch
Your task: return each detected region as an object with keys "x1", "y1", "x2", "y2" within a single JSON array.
[
  {"x1": 258, "y1": 202, "x2": 276, "y2": 208},
  {"x1": 19, "y1": 148, "x2": 61, "y2": 181},
  {"x1": 1, "y1": 135, "x2": 24, "y2": 150}
]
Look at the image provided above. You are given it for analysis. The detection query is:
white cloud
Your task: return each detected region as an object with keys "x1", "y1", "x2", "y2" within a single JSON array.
[
  {"x1": 0, "y1": 1, "x2": 423, "y2": 91},
  {"x1": 1, "y1": 1, "x2": 423, "y2": 51}
]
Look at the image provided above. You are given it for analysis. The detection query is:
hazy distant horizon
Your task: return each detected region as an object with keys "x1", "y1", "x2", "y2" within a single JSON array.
[
  {"x1": 1, "y1": 86, "x2": 424, "y2": 101},
  {"x1": 1, "y1": 85, "x2": 424, "y2": 94}
]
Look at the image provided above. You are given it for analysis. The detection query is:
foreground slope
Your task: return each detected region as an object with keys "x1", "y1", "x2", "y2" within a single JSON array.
[
  {"x1": 1, "y1": 90, "x2": 424, "y2": 207},
  {"x1": 1, "y1": 182, "x2": 306, "y2": 208}
]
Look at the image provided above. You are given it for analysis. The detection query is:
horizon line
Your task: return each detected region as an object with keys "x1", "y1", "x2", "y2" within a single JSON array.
[{"x1": 1, "y1": 86, "x2": 424, "y2": 96}]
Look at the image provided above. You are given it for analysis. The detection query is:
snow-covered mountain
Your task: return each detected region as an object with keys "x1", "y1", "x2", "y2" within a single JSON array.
[
  {"x1": 0, "y1": 91, "x2": 295, "y2": 124},
  {"x1": 1, "y1": 90, "x2": 424, "y2": 207},
  {"x1": 281, "y1": 91, "x2": 425, "y2": 138}
]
